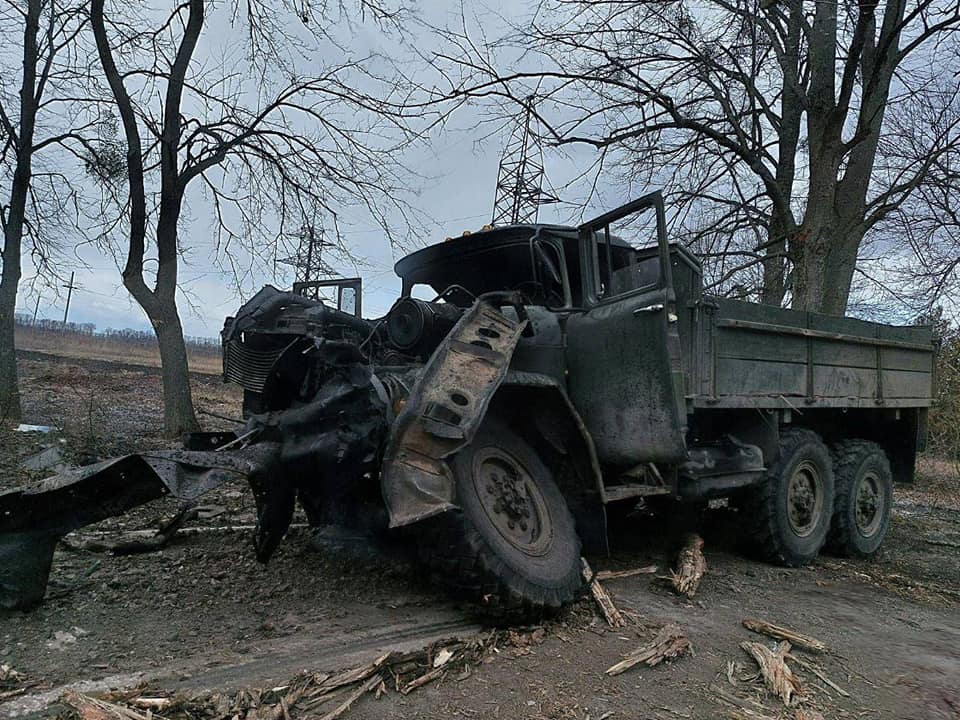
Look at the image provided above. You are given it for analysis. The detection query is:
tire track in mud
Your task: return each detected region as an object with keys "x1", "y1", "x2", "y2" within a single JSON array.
[{"x1": 0, "y1": 612, "x2": 483, "y2": 719}]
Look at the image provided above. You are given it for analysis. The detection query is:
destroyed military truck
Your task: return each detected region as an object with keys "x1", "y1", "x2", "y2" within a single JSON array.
[{"x1": 0, "y1": 192, "x2": 936, "y2": 617}]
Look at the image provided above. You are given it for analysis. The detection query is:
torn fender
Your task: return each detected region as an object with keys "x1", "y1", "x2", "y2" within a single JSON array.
[
  {"x1": 380, "y1": 297, "x2": 526, "y2": 528},
  {"x1": 0, "y1": 444, "x2": 277, "y2": 610}
]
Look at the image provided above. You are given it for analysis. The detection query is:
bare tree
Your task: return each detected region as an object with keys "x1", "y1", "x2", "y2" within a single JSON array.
[
  {"x1": 89, "y1": 0, "x2": 418, "y2": 436},
  {"x1": 0, "y1": 0, "x2": 94, "y2": 421},
  {"x1": 429, "y1": 0, "x2": 960, "y2": 315}
]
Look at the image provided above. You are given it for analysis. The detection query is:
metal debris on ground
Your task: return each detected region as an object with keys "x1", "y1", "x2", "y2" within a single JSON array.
[
  {"x1": 665, "y1": 534, "x2": 707, "y2": 598},
  {"x1": 14, "y1": 424, "x2": 55, "y2": 433},
  {"x1": 740, "y1": 640, "x2": 803, "y2": 707},
  {"x1": 581, "y1": 558, "x2": 626, "y2": 628},
  {"x1": 605, "y1": 623, "x2": 691, "y2": 676},
  {"x1": 56, "y1": 631, "x2": 514, "y2": 720},
  {"x1": 742, "y1": 619, "x2": 828, "y2": 654}
]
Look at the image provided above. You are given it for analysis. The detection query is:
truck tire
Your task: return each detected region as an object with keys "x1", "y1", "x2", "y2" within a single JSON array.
[
  {"x1": 827, "y1": 440, "x2": 892, "y2": 558},
  {"x1": 745, "y1": 428, "x2": 834, "y2": 567},
  {"x1": 417, "y1": 419, "x2": 583, "y2": 620}
]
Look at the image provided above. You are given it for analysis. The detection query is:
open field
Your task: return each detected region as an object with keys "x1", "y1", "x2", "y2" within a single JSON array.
[
  {"x1": 1, "y1": 349, "x2": 958, "y2": 720},
  {"x1": 14, "y1": 325, "x2": 222, "y2": 376}
]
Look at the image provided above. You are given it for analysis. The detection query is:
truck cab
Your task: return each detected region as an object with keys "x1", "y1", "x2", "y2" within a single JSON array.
[{"x1": 394, "y1": 191, "x2": 695, "y2": 471}]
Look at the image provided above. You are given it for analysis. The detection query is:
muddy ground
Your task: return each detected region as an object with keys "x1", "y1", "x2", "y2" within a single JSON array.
[{"x1": 1, "y1": 350, "x2": 959, "y2": 719}]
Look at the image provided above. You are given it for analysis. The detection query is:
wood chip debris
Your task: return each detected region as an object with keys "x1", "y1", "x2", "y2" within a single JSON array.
[
  {"x1": 742, "y1": 619, "x2": 828, "y2": 654},
  {"x1": 740, "y1": 640, "x2": 803, "y2": 707},
  {"x1": 793, "y1": 709, "x2": 825, "y2": 720},
  {"x1": 0, "y1": 663, "x2": 32, "y2": 700},
  {"x1": 58, "y1": 631, "x2": 514, "y2": 720},
  {"x1": 605, "y1": 623, "x2": 691, "y2": 676},
  {"x1": 582, "y1": 557, "x2": 626, "y2": 627},
  {"x1": 667, "y1": 534, "x2": 707, "y2": 598}
]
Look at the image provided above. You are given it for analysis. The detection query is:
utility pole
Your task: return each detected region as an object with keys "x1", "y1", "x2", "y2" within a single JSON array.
[
  {"x1": 491, "y1": 96, "x2": 558, "y2": 226},
  {"x1": 62, "y1": 271, "x2": 76, "y2": 325},
  {"x1": 32, "y1": 295, "x2": 41, "y2": 322}
]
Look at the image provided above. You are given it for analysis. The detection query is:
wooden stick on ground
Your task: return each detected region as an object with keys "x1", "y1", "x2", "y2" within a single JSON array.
[
  {"x1": 605, "y1": 623, "x2": 690, "y2": 676},
  {"x1": 742, "y1": 619, "x2": 828, "y2": 654},
  {"x1": 310, "y1": 652, "x2": 393, "y2": 697},
  {"x1": 740, "y1": 641, "x2": 803, "y2": 707},
  {"x1": 787, "y1": 654, "x2": 850, "y2": 697},
  {"x1": 668, "y1": 534, "x2": 707, "y2": 598},
  {"x1": 317, "y1": 674, "x2": 381, "y2": 720},
  {"x1": 582, "y1": 558, "x2": 625, "y2": 628},
  {"x1": 595, "y1": 565, "x2": 658, "y2": 581}
]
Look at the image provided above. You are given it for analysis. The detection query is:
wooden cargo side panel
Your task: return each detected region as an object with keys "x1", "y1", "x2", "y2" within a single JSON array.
[
  {"x1": 713, "y1": 300, "x2": 807, "y2": 397},
  {"x1": 705, "y1": 298, "x2": 934, "y2": 403}
]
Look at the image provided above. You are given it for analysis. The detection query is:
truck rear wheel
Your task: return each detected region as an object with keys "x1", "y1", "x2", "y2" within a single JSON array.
[
  {"x1": 827, "y1": 440, "x2": 892, "y2": 558},
  {"x1": 418, "y1": 418, "x2": 583, "y2": 620},
  {"x1": 745, "y1": 428, "x2": 834, "y2": 566}
]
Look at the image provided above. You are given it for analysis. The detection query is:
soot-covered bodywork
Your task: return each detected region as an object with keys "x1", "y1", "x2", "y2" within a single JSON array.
[{"x1": 0, "y1": 191, "x2": 936, "y2": 615}]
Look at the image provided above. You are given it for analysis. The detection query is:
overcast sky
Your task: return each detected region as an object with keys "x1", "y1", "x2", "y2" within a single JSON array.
[{"x1": 13, "y1": 1, "x2": 620, "y2": 338}]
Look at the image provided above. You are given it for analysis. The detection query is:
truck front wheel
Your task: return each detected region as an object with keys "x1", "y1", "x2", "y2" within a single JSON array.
[
  {"x1": 418, "y1": 418, "x2": 583, "y2": 619},
  {"x1": 745, "y1": 428, "x2": 834, "y2": 566},
  {"x1": 827, "y1": 440, "x2": 892, "y2": 558}
]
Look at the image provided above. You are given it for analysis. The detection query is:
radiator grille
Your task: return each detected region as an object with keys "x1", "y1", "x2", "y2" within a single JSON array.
[{"x1": 223, "y1": 339, "x2": 289, "y2": 392}]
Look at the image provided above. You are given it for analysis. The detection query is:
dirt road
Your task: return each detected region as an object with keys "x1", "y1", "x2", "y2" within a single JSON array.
[{"x1": 2, "y1": 352, "x2": 958, "y2": 719}]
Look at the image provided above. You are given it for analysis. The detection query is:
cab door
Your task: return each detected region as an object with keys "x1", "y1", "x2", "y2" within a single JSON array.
[{"x1": 565, "y1": 192, "x2": 687, "y2": 466}]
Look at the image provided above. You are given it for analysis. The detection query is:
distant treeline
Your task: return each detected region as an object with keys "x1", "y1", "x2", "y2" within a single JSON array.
[{"x1": 14, "y1": 313, "x2": 219, "y2": 349}]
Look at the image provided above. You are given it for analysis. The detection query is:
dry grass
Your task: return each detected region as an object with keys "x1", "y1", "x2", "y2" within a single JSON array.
[
  {"x1": 900, "y1": 456, "x2": 960, "y2": 511},
  {"x1": 15, "y1": 326, "x2": 221, "y2": 375}
]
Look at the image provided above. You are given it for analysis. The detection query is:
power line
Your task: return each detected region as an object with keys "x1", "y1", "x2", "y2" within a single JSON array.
[
  {"x1": 491, "y1": 96, "x2": 558, "y2": 226},
  {"x1": 278, "y1": 222, "x2": 337, "y2": 284}
]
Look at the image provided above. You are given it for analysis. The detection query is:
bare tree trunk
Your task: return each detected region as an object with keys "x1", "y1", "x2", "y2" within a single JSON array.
[
  {"x1": 0, "y1": 0, "x2": 42, "y2": 422},
  {"x1": 0, "y1": 279, "x2": 21, "y2": 422},
  {"x1": 92, "y1": 0, "x2": 201, "y2": 437},
  {"x1": 153, "y1": 299, "x2": 197, "y2": 437}
]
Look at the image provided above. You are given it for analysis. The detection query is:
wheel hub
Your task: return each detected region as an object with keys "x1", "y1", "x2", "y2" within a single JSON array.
[
  {"x1": 473, "y1": 448, "x2": 552, "y2": 555},
  {"x1": 855, "y1": 472, "x2": 883, "y2": 537},
  {"x1": 786, "y1": 460, "x2": 824, "y2": 538}
]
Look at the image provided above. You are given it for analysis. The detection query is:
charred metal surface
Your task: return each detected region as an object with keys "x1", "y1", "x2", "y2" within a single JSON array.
[
  {"x1": 381, "y1": 297, "x2": 526, "y2": 527},
  {"x1": 0, "y1": 444, "x2": 277, "y2": 610}
]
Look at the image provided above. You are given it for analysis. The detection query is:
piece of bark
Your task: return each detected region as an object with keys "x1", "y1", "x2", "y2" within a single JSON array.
[
  {"x1": 582, "y1": 558, "x2": 626, "y2": 628},
  {"x1": 595, "y1": 565, "x2": 658, "y2": 581},
  {"x1": 400, "y1": 666, "x2": 446, "y2": 695},
  {"x1": 742, "y1": 619, "x2": 828, "y2": 654},
  {"x1": 740, "y1": 640, "x2": 803, "y2": 706},
  {"x1": 793, "y1": 710, "x2": 825, "y2": 720},
  {"x1": 669, "y1": 534, "x2": 707, "y2": 598},
  {"x1": 60, "y1": 690, "x2": 150, "y2": 720},
  {"x1": 605, "y1": 623, "x2": 690, "y2": 675},
  {"x1": 317, "y1": 674, "x2": 380, "y2": 720}
]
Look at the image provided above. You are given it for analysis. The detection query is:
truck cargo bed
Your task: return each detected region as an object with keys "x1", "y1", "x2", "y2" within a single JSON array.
[{"x1": 692, "y1": 297, "x2": 935, "y2": 410}]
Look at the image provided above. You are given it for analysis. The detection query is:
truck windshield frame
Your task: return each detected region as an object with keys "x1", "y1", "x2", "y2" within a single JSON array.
[{"x1": 578, "y1": 191, "x2": 674, "y2": 307}]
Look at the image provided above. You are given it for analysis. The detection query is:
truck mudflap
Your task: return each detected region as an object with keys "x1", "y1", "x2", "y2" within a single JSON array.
[
  {"x1": 0, "y1": 444, "x2": 278, "y2": 610},
  {"x1": 381, "y1": 296, "x2": 527, "y2": 527}
]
